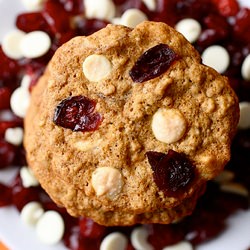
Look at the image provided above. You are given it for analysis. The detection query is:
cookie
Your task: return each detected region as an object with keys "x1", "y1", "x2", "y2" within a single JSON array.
[{"x1": 24, "y1": 21, "x2": 239, "y2": 226}]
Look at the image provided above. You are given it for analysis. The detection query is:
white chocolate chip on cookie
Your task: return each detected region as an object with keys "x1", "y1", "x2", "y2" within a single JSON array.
[
  {"x1": 152, "y1": 108, "x2": 187, "y2": 144},
  {"x1": 91, "y1": 167, "x2": 123, "y2": 199},
  {"x1": 83, "y1": 54, "x2": 112, "y2": 82}
]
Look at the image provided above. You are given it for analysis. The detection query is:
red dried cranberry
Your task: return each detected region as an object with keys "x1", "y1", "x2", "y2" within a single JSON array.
[
  {"x1": 212, "y1": 0, "x2": 240, "y2": 17},
  {"x1": 53, "y1": 95, "x2": 103, "y2": 132},
  {"x1": 129, "y1": 44, "x2": 178, "y2": 83},
  {"x1": 79, "y1": 218, "x2": 107, "y2": 239},
  {"x1": 197, "y1": 29, "x2": 224, "y2": 48},
  {"x1": 11, "y1": 175, "x2": 40, "y2": 211},
  {"x1": 75, "y1": 18, "x2": 109, "y2": 36},
  {"x1": 43, "y1": 0, "x2": 71, "y2": 34},
  {"x1": 147, "y1": 224, "x2": 185, "y2": 250},
  {"x1": 59, "y1": 0, "x2": 84, "y2": 14},
  {"x1": 0, "y1": 87, "x2": 11, "y2": 110},
  {"x1": 16, "y1": 12, "x2": 52, "y2": 34},
  {"x1": 0, "y1": 139, "x2": 16, "y2": 168},
  {"x1": 0, "y1": 183, "x2": 12, "y2": 207},
  {"x1": 146, "y1": 150, "x2": 195, "y2": 196}
]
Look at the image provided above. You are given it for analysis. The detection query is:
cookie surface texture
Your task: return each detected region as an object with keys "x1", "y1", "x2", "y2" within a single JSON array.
[{"x1": 24, "y1": 21, "x2": 239, "y2": 226}]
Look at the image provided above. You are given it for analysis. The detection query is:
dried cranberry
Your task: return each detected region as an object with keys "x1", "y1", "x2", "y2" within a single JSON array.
[
  {"x1": 16, "y1": 12, "x2": 52, "y2": 34},
  {"x1": 147, "y1": 224, "x2": 185, "y2": 250},
  {"x1": 129, "y1": 44, "x2": 178, "y2": 83},
  {"x1": 146, "y1": 150, "x2": 195, "y2": 196},
  {"x1": 75, "y1": 18, "x2": 109, "y2": 36},
  {"x1": 0, "y1": 87, "x2": 11, "y2": 110},
  {"x1": 11, "y1": 175, "x2": 40, "y2": 211},
  {"x1": 0, "y1": 139, "x2": 16, "y2": 168},
  {"x1": 43, "y1": 0, "x2": 71, "y2": 34},
  {"x1": 212, "y1": 0, "x2": 240, "y2": 17},
  {"x1": 59, "y1": 0, "x2": 84, "y2": 14},
  {"x1": 0, "y1": 183, "x2": 12, "y2": 207},
  {"x1": 79, "y1": 218, "x2": 107, "y2": 239},
  {"x1": 53, "y1": 95, "x2": 103, "y2": 132}
]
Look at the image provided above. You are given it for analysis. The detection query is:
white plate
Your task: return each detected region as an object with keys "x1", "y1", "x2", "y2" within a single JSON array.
[{"x1": 0, "y1": 1, "x2": 250, "y2": 250}]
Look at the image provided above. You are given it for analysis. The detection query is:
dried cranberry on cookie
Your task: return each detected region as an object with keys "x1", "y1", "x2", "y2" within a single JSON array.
[{"x1": 24, "y1": 21, "x2": 239, "y2": 226}]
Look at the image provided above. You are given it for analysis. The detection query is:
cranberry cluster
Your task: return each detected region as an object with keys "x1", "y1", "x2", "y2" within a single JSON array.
[{"x1": 0, "y1": 0, "x2": 250, "y2": 249}]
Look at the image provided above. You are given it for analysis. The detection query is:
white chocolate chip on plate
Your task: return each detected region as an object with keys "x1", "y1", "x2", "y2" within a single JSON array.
[
  {"x1": 175, "y1": 18, "x2": 201, "y2": 44},
  {"x1": 152, "y1": 108, "x2": 187, "y2": 144},
  {"x1": 10, "y1": 86, "x2": 31, "y2": 118},
  {"x1": 21, "y1": 0, "x2": 45, "y2": 11},
  {"x1": 162, "y1": 241, "x2": 193, "y2": 250},
  {"x1": 84, "y1": 0, "x2": 116, "y2": 21},
  {"x1": 241, "y1": 54, "x2": 250, "y2": 81},
  {"x1": 131, "y1": 226, "x2": 153, "y2": 250},
  {"x1": 21, "y1": 74, "x2": 32, "y2": 89},
  {"x1": 83, "y1": 54, "x2": 112, "y2": 82},
  {"x1": 142, "y1": 0, "x2": 157, "y2": 11},
  {"x1": 213, "y1": 170, "x2": 235, "y2": 184},
  {"x1": 20, "y1": 166, "x2": 39, "y2": 188},
  {"x1": 100, "y1": 232, "x2": 128, "y2": 250},
  {"x1": 202, "y1": 45, "x2": 230, "y2": 74},
  {"x1": 4, "y1": 127, "x2": 24, "y2": 146},
  {"x1": 220, "y1": 182, "x2": 249, "y2": 197},
  {"x1": 20, "y1": 201, "x2": 44, "y2": 227},
  {"x1": 91, "y1": 167, "x2": 123, "y2": 199},
  {"x1": 36, "y1": 211, "x2": 65, "y2": 245},
  {"x1": 2, "y1": 29, "x2": 25, "y2": 59},
  {"x1": 120, "y1": 8, "x2": 148, "y2": 28},
  {"x1": 20, "y1": 31, "x2": 51, "y2": 58},
  {"x1": 238, "y1": 102, "x2": 250, "y2": 129}
]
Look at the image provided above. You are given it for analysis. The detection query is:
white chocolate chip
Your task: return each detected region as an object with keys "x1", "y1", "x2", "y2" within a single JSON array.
[
  {"x1": 91, "y1": 167, "x2": 123, "y2": 199},
  {"x1": 2, "y1": 30, "x2": 25, "y2": 59},
  {"x1": 220, "y1": 182, "x2": 249, "y2": 197},
  {"x1": 36, "y1": 211, "x2": 65, "y2": 245},
  {"x1": 162, "y1": 241, "x2": 193, "y2": 250},
  {"x1": 241, "y1": 54, "x2": 250, "y2": 81},
  {"x1": 100, "y1": 232, "x2": 128, "y2": 250},
  {"x1": 21, "y1": 74, "x2": 32, "y2": 89},
  {"x1": 20, "y1": 166, "x2": 39, "y2": 188},
  {"x1": 120, "y1": 9, "x2": 148, "y2": 28},
  {"x1": 4, "y1": 127, "x2": 24, "y2": 146},
  {"x1": 20, "y1": 31, "x2": 51, "y2": 58},
  {"x1": 21, "y1": 0, "x2": 45, "y2": 11},
  {"x1": 142, "y1": 0, "x2": 157, "y2": 11},
  {"x1": 10, "y1": 86, "x2": 30, "y2": 118},
  {"x1": 20, "y1": 201, "x2": 44, "y2": 227},
  {"x1": 175, "y1": 18, "x2": 201, "y2": 44},
  {"x1": 83, "y1": 54, "x2": 112, "y2": 82},
  {"x1": 84, "y1": 0, "x2": 116, "y2": 21},
  {"x1": 152, "y1": 108, "x2": 187, "y2": 144},
  {"x1": 131, "y1": 226, "x2": 153, "y2": 250},
  {"x1": 202, "y1": 45, "x2": 230, "y2": 74},
  {"x1": 238, "y1": 102, "x2": 250, "y2": 129}
]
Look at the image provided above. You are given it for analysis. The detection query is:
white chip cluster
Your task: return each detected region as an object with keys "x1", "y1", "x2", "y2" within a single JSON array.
[
  {"x1": 2, "y1": 29, "x2": 51, "y2": 60},
  {"x1": 20, "y1": 202, "x2": 65, "y2": 245}
]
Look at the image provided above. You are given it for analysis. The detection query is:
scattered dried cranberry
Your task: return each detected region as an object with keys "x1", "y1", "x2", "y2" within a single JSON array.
[
  {"x1": 146, "y1": 150, "x2": 195, "y2": 196},
  {"x1": 0, "y1": 139, "x2": 16, "y2": 168},
  {"x1": 129, "y1": 44, "x2": 178, "y2": 83},
  {"x1": 79, "y1": 218, "x2": 107, "y2": 239},
  {"x1": 212, "y1": 0, "x2": 240, "y2": 17},
  {"x1": 0, "y1": 183, "x2": 12, "y2": 207},
  {"x1": 53, "y1": 95, "x2": 103, "y2": 132},
  {"x1": 0, "y1": 87, "x2": 11, "y2": 110}
]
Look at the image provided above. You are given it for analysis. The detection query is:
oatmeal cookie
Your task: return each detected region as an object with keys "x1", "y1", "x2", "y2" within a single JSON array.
[{"x1": 24, "y1": 21, "x2": 239, "y2": 226}]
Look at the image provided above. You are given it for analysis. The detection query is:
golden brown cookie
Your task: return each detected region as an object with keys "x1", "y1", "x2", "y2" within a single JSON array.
[{"x1": 24, "y1": 21, "x2": 239, "y2": 226}]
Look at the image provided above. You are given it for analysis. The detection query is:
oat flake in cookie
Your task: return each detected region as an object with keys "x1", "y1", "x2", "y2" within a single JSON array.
[{"x1": 24, "y1": 21, "x2": 239, "y2": 226}]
